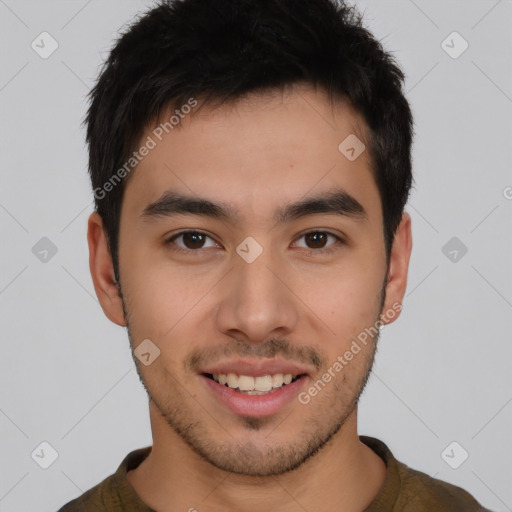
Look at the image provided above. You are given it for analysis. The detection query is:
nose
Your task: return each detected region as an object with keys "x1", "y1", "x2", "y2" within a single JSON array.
[{"x1": 214, "y1": 244, "x2": 300, "y2": 345}]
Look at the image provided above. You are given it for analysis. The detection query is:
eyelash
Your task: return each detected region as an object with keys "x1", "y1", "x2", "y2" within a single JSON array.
[{"x1": 163, "y1": 230, "x2": 344, "y2": 256}]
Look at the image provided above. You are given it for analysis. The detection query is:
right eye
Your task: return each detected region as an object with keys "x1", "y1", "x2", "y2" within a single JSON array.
[{"x1": 163, "y1": 230, "x2": 220, "y2": 253}]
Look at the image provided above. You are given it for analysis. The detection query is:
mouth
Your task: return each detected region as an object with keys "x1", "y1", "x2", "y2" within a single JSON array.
[
  {"x1": 203, "y1": 372, "x2": 304, "y2": 395},
  {"x1": 199, "y1": 366, "x2": 310, "y2": 418}
]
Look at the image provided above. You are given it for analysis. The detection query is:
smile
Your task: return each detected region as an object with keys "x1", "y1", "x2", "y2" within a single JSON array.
[
  {"x1": 205, "y1": 373, "x2": 302, "y2": 395},
  {"x1": 201, "y1": 372, "x2": 309, "y2": 417}
]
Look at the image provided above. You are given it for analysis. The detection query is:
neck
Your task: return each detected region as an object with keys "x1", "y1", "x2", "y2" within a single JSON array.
[{"x1": 127, "y1": 402, "x2": 386, "y2": 512}]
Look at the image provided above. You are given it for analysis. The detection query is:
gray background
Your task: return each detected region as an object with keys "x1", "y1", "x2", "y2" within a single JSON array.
[{"x1": 0, "y1": 0, "x2": 511, "y2": 511}]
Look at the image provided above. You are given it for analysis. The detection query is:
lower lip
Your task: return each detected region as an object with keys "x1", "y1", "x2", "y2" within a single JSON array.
[{"x1": 201, "y1": 375, "x2": 309, "y2": 418}]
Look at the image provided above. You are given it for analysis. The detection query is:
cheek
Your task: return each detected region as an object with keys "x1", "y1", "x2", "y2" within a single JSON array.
[
  {"x1": 304, "y1": 266, "x2": 383, "y2": 334},
  {"x1": 121, "y1": 255, "x2": 218, "y2": 342}
]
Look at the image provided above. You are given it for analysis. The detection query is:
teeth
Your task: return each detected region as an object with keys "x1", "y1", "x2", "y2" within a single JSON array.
[
  {"x1": 211, "y1": 373, "x2": 297, "y2": 392},
  {"x1": 272, "y1": 374, "x2": 284, "y2": 388},
  {"x1": 238, "y1": 375, "x2": 254, "y2": 391},
  {"x1": 244, "y1": 389, "x2": 272, "y2": 395},
  {"x1": 226, "y1": 373, "x2": 238, "y2": 389},
  {"x1": 254, "y1": 375, "x2": 273, "y2": 392}
]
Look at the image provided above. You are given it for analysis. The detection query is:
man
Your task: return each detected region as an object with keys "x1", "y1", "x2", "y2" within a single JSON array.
[{"x1": 58, "y1": 0, "x2": 491, "y2": 510}]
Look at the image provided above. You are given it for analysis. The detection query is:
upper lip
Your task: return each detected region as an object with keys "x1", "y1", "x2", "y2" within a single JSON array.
[{"x1": 199, "y1": 358, "x2": 312, "y2": 378}]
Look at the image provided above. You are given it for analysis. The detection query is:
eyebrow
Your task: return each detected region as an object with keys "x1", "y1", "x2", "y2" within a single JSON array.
[{"x1": 140, "y1": 186, "x2": 368, "y2": 225}]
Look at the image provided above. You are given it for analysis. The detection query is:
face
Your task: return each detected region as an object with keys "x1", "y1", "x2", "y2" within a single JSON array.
[{"x1": 90, "y1": 84, "x2": 411, "y2": 477}]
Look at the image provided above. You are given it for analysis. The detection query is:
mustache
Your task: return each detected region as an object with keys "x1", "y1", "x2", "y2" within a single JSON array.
[{"x1": 185, "y1": 338, "x2": 327, "y2": 373}]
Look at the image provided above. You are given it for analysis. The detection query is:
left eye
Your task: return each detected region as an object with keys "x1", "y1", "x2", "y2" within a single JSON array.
[{"x1": 294, "y1": 231, "x2": 342, "y2": 252}]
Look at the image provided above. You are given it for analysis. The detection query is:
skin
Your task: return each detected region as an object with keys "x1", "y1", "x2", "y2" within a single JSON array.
[{"x1": 88, "y1": 83, "x2": 412, "y2": 512}]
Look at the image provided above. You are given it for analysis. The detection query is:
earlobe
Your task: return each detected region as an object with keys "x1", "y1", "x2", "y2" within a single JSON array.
[
  {"x1": 380, "y1": 211, "x2": 412, "y2": 326},
  {"x1": 87, "y1": 212, "x2": 126, "y2": 327}
]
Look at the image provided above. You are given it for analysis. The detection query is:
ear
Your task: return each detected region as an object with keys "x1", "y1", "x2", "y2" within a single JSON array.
[
  {"x1": 87, "y1": 212, "x2": 126, "y2": 327},
  {"x1": 380, "y1": 211, "x2": 412, "y2": 325}
]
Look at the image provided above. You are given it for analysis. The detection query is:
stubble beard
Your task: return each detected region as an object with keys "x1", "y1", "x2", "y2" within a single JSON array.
[{"x1": 120, "y1": 278, "x2": 386, "y2": 477}]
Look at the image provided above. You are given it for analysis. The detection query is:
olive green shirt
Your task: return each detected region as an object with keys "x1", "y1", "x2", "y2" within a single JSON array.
[{"x1": 57, "y1": 436, "x2": 492, "y2": 511}]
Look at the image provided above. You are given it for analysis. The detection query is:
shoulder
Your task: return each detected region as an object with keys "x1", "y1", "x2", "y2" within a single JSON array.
[
  {"x1": 57, "y1": 472, "x2": 118, "y2": 512},
  {"x1": 395, "y1": 460, "x2": 492, "y2": 512},
  {"x1": 56, "y1": 446, "x2": 153, "y2": 512},
  {"x1": 360, "y1": 436, "x2": 492, "y2": 512}
]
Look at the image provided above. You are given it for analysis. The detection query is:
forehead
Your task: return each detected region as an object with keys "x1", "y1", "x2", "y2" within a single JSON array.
[{"x1": 121, "y1": 84, "x2": 381, "y2": 226}]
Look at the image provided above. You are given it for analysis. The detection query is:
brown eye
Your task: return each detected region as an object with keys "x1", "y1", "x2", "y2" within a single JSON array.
[
  {"x1": 295, "y1": 231, "x2": 342, "y2": 253},
  {"x1": 165, "y1": 231, "x2": 218, "y2": 252},
  {"x1": 304, "y1": 232, "x2": 329, "y2": 249},
  {"x1": 180, "y1": 232, "x2": 207, "y2": 249}
]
